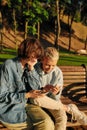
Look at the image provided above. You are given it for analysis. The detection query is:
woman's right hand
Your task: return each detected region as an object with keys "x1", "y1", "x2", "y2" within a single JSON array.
[{"x1": 25, "y1": 90, "x2": 45, "y2": 99}]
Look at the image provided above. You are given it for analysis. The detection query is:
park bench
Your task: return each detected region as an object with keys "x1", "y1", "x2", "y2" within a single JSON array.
[
  {"x1": 59, "y1": 64, "x2": 87, "y2": 128},
  {"x1": 0, "y1": 65, "x2": 87, "y2": 129}
]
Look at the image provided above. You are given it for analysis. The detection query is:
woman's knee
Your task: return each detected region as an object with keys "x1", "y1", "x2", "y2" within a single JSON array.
[
  {"x1": 57, "y1": 110, "x2": 67, "y2": 125},
  {"x1": 33, "y1": 116, "x2": 54, "y2": 130},
  {"x1": 44, "y1": 116, "x2": 54, "y2": 130}
]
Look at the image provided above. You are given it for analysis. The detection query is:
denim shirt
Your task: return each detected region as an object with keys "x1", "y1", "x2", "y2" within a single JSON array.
[
  {"x1": 0, "y1": 57, "x2": 39, "y2": 124},
  {"x1": 35, "y1": 63, "x2": 63, "y2": 100}
]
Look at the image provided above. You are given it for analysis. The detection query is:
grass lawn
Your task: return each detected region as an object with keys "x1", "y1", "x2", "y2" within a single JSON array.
[
  {"x1": 58, "y1": 53, "x2": 87, "y2": 66},
  {"x1": 0, "y1": 48, "x2": 87, "y2": 66},
  {"x1": 0, "y1": 48, "x2": 17, "y2": 64}
]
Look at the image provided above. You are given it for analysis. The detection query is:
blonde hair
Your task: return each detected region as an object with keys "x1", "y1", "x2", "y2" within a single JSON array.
[{"x1": 44, "y1": 47, "x2": 59, "y2": 61}]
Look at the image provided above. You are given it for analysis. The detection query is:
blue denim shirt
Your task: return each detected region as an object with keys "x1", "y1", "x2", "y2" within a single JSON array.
[{"x1": 0, "y1": 57, "x2": 40, "y2": 124}]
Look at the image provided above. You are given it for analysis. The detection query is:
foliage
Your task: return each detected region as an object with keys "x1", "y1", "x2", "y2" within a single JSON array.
[
  {"x1": 23, "y1": 1, "x2": 49, "y2": 22},
  {"x1": 23, "y1": 0, "x2": 49, "y2": 35},
  {"x1": 74, "y1": 10, "x2": 81, "y2": 22},
  {"x1": 0, "y1": 0, "x2": 49, "y2": 35},
  {"x1": 0, "y1": 0, "x2": 87, "y2": 51},
  {"x1": 27, "y1": 26, "x2": 37, "y2": 35},
  {"x1": 0, "y1": 0, "x2": 87, "y2": 34},
  {"x1": 60, "y1": 0, "x2": 87, "y2": 24}
]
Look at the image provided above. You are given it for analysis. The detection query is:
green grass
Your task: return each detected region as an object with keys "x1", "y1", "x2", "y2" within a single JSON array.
[
  {"x1": 58, "y1": 53, "x2": 87, "y2": 66},
  {"x1": 0, "y1": 48, "x2": 87, "y2": 66},
  {"x1": 0, "y1": 48, "x2": 17, "y2": 64}
]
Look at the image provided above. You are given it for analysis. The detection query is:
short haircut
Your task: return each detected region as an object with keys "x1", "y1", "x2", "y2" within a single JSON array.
[
  {"x1": 44, "y1": 47, "x2": 59, "y2": 61},
  {"x1": 18, "y1": 37, "x2": 44, "y2": 59}
]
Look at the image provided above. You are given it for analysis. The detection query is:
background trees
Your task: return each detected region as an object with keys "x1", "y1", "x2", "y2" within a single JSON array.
[{"x1": 0, "y1": 0, "x2": 87, "y2": 51}]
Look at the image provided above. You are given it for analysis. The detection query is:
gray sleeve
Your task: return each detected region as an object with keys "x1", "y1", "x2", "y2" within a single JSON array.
[
  {"x1": 27, "y1": 69, "x2": 41, "y2": 90},
  {"x1": 0, "y1": 62, "x2": 26, "y2": 105},
  {"x1": 51, "y1": 67, "x2": 63, "y2": 100}
]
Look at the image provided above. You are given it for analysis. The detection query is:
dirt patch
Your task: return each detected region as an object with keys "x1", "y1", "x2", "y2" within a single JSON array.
[{"x1": 0, "y1": 20, "x2": 87, "y2": 52}]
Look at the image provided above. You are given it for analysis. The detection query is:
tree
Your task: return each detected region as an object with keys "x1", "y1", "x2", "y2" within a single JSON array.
[
  {"x1": 60, "y1": 0, "x2": 81, "y2": 51},
  {"x1": 23, "y1": 0, "x2": 49, "y2": 38},
  {"x1": 0, "y1": 0, "x2": 49, "y2": 37},
  {"x1": 80, "y1": 0, "x2": 87, "y2": 25},
  {"x1": 0, "y1": 11, "x2": 3, "y2": 52},
  {"x1": 54, "y1": 0, "x2": 60, "y2": 50},
  {"x1": 0, "y1": 0, "x2": 8, "y2": 52}
]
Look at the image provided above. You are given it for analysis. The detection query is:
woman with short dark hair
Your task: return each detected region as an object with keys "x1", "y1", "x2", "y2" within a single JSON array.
[{"x1": 0, "y1": 38, "x2": 54, "y2": 130}]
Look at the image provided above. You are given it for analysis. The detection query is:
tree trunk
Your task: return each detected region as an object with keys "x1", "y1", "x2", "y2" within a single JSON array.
[
  {"x1": 84, "y1": 36, "x2": 87, "y2": 50},
  {"x1": 68, "y1": 14, "x2": 74, "y2": 51},
  {"x1": 0, "y1": 11, "x2": 3, "y2": 52},
  {"x1": 24, "y1": 0, "x2": 29, "y2": 39},
  {"x1": 37, "y1": 22, "x2": 40, "y2": 39},
  {"x1": 24, "y1": 20, "x2": 28, "y2": 39},
  {"x1": 13, "y1": 8, "x2": 17, "y2": 50},
  {"x1": 54, "y1": 0, "x2": 60, "y2": 50},
  {"x1": 13, "y1": 9, "x2": 16, "y2": 34}
]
